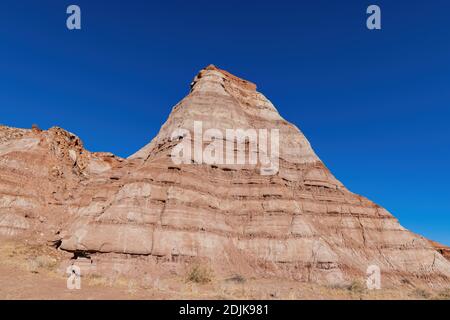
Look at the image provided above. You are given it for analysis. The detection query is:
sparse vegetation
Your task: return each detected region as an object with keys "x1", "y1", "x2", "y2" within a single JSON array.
[
  {"x1": 127, "y1": 279, "x2": 138, "y2": 295},
  {"x1": 326, "y1": 283, "x2": 348, "y2": 290},
  {"x1": 186, "y1": 264, "x2": 213, "y2": 284},
  {"x1": 411, "y1": 288, "x2": 431, "y2": 299},
  {"x1": 436, "y1": 288, "x2": 450, "y2": 300},
  {"x1": 85, "y1": 272, "x2": 133, "y2": 289},
  {"x1": 85, "y1": 273, "x2": 109, "y2": 286},
  {"x1": 27, "y1": 255, "x2": 58, "y2": 273},
  {"x1": 0, "y1": 240, "x2": 447, "y2": 299},
  {"x1": 347, "y1": 280, "x2": 366, "y2": 294}
]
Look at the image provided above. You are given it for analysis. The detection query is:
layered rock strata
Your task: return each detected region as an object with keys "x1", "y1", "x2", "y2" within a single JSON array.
[{"x1": 1, "y1": 65, "x2": 449, "y2": 287}]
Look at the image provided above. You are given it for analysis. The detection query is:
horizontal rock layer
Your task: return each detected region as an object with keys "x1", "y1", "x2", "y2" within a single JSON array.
[{"x1": 1, "y1": 65, "x2": 449, "y2": 287}]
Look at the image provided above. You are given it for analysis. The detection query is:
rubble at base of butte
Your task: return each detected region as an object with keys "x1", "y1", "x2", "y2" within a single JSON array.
[{"x1": 1, "y1": 65, "x2": 449, "y2": 288}]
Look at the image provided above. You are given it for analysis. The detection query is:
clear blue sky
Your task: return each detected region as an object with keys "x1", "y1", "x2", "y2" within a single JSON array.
[{"x1": 0, "y1": 1, "x2": 449, "y2": 245}]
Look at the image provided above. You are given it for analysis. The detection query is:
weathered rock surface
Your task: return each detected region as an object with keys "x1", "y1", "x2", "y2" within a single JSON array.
[
  {"x1": 430, "y1": 240, "x2": 450, "y2": 262},
  {"x1": 1, "y1": 65, "x2": 450, "y2": 288},
  {"x1": 0, "y1": 125, "x2": 123, "y2": 239}
]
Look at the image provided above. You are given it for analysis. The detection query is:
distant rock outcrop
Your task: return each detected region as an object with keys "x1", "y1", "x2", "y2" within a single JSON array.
[{"x1": 1, "y1": 66, "x2": 449, "y2": 288}]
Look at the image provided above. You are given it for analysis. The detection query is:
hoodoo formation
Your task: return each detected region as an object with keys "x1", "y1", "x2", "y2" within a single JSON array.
[{"x1": 1, "y1": 65, "x2": 449, "y2": 287}]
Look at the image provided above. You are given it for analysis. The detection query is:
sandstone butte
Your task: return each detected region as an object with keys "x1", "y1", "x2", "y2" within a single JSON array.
[{"x1": 0, "y1": 65, "x2": 449, "y2": 288}]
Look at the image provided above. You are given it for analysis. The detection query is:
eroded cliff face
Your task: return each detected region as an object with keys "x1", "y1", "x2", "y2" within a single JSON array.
[
  {"x1": 430, "y1": 240, "x2": 450, "y2": 262},
  {"x1": 0, "y1": 125, "x2": 123, "y2": 240},
  {"x1": 1, "y1": 65, "x2": 449, "y2": 287}
]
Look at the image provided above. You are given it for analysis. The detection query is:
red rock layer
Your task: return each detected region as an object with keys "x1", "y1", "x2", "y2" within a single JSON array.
[{"x1": 1, "y1": 66, "x2": 449, "y2": 287}]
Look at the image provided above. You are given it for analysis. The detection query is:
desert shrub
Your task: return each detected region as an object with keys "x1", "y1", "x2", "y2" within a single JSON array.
[
  {"x1": 412, "y1": 288, "x2": 431, "y2": 299},
  {"x1": 326, "y1": 283, "x2": 349, "y2": 290},
  {"x1": 27, "y1": 255, "x2": 57, "y2": 273},
  {"x1": 85, "y1": 273, "x2": 110, "y2": 286},
  {"x1": 186, "y1": 264, "x2": 213, "y2": 284},
  {"x1": 347, "y1": 280, "x2": 366, "y2": 294},
  {"x1": 127, "y1": 279, "x2": 138, "y2": 294},
  {"x1": 437, "y1": 288, "x2": 450, "y2": 300}
]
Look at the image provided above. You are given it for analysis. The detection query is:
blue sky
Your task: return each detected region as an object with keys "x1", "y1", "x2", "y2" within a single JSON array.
[{"x1": 0, "y1": 1, "x2": 449, "y2": 244}]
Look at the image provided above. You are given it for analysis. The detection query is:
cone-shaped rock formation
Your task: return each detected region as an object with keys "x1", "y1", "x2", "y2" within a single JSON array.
[{"x1": 1, "y1": 65, "x2": 449, "y2": 287}]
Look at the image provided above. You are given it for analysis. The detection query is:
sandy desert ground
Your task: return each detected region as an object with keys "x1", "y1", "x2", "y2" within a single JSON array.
[{"x1": 1, "y1": 240, "x2": 449, "y2": 300}]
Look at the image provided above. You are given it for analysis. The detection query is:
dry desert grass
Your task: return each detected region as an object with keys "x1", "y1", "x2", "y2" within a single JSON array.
[{"x1": 0, "y1": 240, "x2": 449, "y2": 300}]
